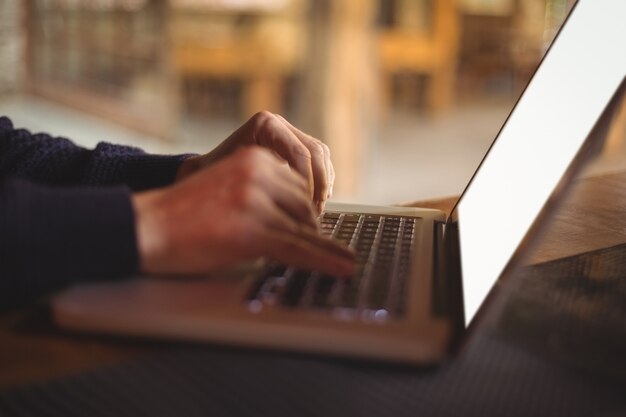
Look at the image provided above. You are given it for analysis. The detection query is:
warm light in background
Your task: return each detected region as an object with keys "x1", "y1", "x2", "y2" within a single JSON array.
[{"x1": 3, "y1": 0, "x2": 623, "y2": 206}]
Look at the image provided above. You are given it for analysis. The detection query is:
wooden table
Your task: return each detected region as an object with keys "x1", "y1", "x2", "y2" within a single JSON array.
[{"x1": 2, "y1": 170, "x2": 626, "y2": 389}]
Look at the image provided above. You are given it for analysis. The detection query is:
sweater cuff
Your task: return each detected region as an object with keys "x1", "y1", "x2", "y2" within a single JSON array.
[
  {"x1": 85, "y1": 142, "x2": 196, "y2": 191},
  {"x1": 0, "y1": 179, "x2": 138, "y2": 307}
]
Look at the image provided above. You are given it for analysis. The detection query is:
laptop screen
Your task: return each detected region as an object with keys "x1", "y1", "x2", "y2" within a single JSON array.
[{"x1": 452, "y1": 0, "x2": 626, "y2": 324}]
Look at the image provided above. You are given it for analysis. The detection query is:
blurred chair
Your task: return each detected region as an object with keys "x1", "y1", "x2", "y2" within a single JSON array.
[
  {"x1": 171, "y1": 2, "x2": 303, "y2": 118},
  {"x1": 377, "y1": 0, "x2": 460, "y2": 113},
  {"x1": 457, "y1": 0, "x2": 552, "y2": 97}
]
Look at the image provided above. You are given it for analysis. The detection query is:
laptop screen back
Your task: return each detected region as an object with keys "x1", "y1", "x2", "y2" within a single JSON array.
[{"x1": 453, "y1": 0, "x2": 626, "y2": 324}]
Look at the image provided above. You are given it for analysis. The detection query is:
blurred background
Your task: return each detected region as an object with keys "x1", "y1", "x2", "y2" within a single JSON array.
[{"x1": 1, "y1": 0, "x2": 624, "y2": 204}]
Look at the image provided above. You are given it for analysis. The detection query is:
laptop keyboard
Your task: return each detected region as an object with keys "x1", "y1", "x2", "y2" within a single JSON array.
[{"x1": 247, "y1": 212, "x2": 419, "y2": 322}]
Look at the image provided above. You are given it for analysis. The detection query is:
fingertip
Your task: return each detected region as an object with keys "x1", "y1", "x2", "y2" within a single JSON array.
[{"x1": 315, "y1": 200, "x2": 325, "y2": 216}]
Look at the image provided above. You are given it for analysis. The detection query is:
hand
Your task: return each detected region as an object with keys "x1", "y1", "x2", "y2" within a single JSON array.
[
  {"x1": 134, "y1": 146, "x2": 353, "y2": 277},
  {"x1": 177, "y1": 111, "x2": 335, "y2": 214}
]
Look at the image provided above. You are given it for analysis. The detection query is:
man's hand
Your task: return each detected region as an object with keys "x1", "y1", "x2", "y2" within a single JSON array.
[
  {"x1": 134, "y1": 146, "x2": 353, "y2": 277},
  {"x1": 177, "y1": 111, "x2": 334, "y2": 214}
]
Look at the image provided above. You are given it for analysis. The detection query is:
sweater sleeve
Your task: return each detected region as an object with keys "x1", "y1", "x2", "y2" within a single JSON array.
[
  {"x1": 0, "y1": 116, "x2": 191, "y2": 191},
  {"x1": 0, "y1": 116, "x2": 198, "y2": 310},
  {"x1": 0, "y1": 179, "x2": 139, "y2": 310}
]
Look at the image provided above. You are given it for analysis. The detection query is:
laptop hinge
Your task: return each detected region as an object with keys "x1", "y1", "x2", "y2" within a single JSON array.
[
  {"x1": 432, "y1": 220, "x2": 466, "y2": 339},
  {"x1": 432, "y1": 221, "x2": 447, "y2": 316}
]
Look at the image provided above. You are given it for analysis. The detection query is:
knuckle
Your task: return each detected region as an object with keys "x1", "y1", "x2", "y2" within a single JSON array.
[
  {"x1": 251, "y1": 110, "x2": 274, "y2": 125},
  {"x1": 233, "y1": 183, "x2": 259, "y2": 208},
  {"x1": 308, "y1": 141, "x2": 325, "y2": 158},
  {"x1": 293, "y1": 142, "x2": 312, "y2": 160},
  {"x1": 251, "y1": 110, "x2": 277, "y2": 132},
  {"x1": 235, "y1": 160, "x2": 257, "y2": 182}
]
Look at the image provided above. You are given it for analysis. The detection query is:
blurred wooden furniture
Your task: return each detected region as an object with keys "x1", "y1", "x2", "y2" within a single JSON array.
[
  {"x1": 297, "y1": 0, "x2": 378, "y2": 197},
  {"x1": 377, "y1": 0, "x2": 460, "y2": 112},
  {"x1": 457, "y1": 0, "x2": 573, "y2": 96},
  {"x1": 25, "y1": 0, "x2": 176, "y2": 139},
  {"x1": 0, "y1": 0, "x2": 23, "y2": 94},
  {"x1": 170, "y1": 2, "x2": 303, "y2": 118}
]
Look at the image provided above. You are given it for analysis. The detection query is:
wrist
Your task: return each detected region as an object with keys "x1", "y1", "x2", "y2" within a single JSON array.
[
  {"x1": 176, "y1": 155, "x2": 203, "y2": 181},
  {"x1": 132, "y1": 190, "x2": 168, "y2": 274}
]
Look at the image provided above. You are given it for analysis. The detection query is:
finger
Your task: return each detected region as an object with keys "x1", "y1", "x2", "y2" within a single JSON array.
[
  {"x1": 322, "y1": 142, "x2": 334, "y2": 200},
  {"x1": 327, "y1": 150, "x2": 335, "y2": 199},
  {"x1": 260, "y1": 208, "x2": 352, "y2": 258},
  {"x1": 249, "y1": 150, "x2": 317, "y2": 227},
  {"x1": 258, "y1": 227, "x2": 354, "y2": 277},
  {"x1": 295, "y1": 224, "x2": 355, "y2": 258},
  {"x1": 274, "y1": 114, "x2": 332, "y2": 208},
  {"x1": 246, "y1": 193, "x2": 352, "y2": 261},
  {"x1": 316, "y1": 141, "x2": 332, "y2": 213},
  {"x1": 228, "y1": 147, "x2": 317, "y2": 228},
  {"x1": 260, "y1": 165, "x2": 318, "y2": 228},
  {"x1": 253, "y1": 114, "x2": 315, "y2": 199},
  {"x1": 237, "y1": 145, "x2": 310, "y2": 196},
  {"x1": 236, "y1": 188, "x2": 354, "y2": 276},
  {"x1": 271, "y1": 157, "x2": 310, "y2": 196}
]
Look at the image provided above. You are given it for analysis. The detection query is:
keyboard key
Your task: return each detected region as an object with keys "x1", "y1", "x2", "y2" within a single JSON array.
[
  {"x1": 312, "y1": 276, "x2": 336, "y2": 307},
  {"x1": 282, "y1": 270, "x2": 311, "y2": 307},
  {"x1": 342, "y1": 214, "x2": 361, "y2": 222},
  {"x1": 249, "y1": 212, "x2": 418, "y2": 320}
]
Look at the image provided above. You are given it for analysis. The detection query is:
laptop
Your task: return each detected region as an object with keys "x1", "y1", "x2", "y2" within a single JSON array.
[{"x1": 53, "y1": 0, "x2": 626, "y2": 364}]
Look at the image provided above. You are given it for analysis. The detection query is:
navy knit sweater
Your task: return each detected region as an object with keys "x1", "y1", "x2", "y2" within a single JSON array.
[{"x1": 0, "y1": 116, "x2": 189, "y2": 309}]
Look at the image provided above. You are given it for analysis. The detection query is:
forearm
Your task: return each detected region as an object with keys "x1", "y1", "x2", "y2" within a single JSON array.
[
  {"x1": 0, "y1": 179, "x2": 139, "y2": 310},
  {"x1": 0, "y1": 116, "x2": 191, "y2": 191}
]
